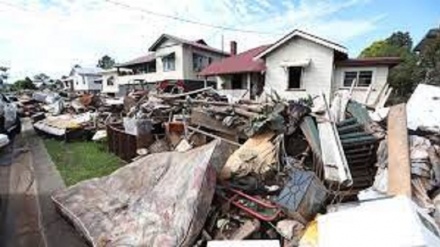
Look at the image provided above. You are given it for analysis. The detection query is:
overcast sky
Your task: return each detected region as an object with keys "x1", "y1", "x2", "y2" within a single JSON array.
[{"x1": 0, "y1": 0, "x2": 439, "y2": 82}]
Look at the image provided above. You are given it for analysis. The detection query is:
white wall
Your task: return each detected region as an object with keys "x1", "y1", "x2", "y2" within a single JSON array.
[
  {"x1": 264, "y1": 37, "x2": 335, "y2": 100},
  {"x1": 334, "y1": 65, "x2": 389, "y2": 105},
  {"x1": 102, "y1": 71, "x2": 119, "y2": 93},
  {"x1": 182, "y1": 46, "x2": 227, "y2": 80},
  {"x1": 71, "y1": 73, "x2": 102, "y2": 92}
]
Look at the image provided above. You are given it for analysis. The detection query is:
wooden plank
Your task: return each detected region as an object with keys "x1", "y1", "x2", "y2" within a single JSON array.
[
  {"x1": 187, "y1": 126, "x2": 241, "y2": 147},
  {"x1": 318, "y1": 94, "x2": 352, "y2": 186},
  {"x1": 190, "y1": 108, "x2": 239, "y2": 136},
  {"x1": 387, "y1": 103, "x2": 411, "y2": 196}
]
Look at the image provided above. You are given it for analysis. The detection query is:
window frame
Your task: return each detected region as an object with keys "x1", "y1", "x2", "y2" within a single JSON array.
[
  {"x1": 107, "y1": 76, "x2": 115, "y2": 86},
  {"x1": 287, "y1": 66, "x2": 303, "y2": 90},
  {"x1": 162, "y1": 54, "x2": 176, "y2": 72},
  {"x1": 342, "y1": 69, "x2": 375, "y2": 88},
  {"x1": 193, "y1": 52, "x2": 211, "y2": 72}
]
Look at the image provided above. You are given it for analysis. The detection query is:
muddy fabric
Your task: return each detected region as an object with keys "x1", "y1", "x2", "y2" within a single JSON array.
[{"x1": 52, "y1": 141, "x2": 222, "y2": 247}]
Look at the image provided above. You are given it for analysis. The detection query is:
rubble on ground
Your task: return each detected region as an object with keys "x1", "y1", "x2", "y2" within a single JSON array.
[{"x1": 18, "y1": 83, "x2": 440, "y2": 246}]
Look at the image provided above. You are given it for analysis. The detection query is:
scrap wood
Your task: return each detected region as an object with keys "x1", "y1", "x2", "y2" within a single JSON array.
[
  {"x1": 207, "y1": 106, "x2": 258, "y2": 119},
  {"x1": 172, "y1": 99, "x2": 266, "y2": 113},
  {"x1": 318, "y1": 94, "x2": 352, "y2": 185},
  {"x1": 230, "y1": 219, "x2": 260, "y2": 240},
  {"x1": 153, "y1": 87, "x2": 214, "y2": 99},
  {"x1": 187, "y1": 126, "x2": 241, "y2": 147},
  {"x1": 387, "y1": 103, "x2": 411, "y2": 197},
  {"x1": 220, "y1": 131, "x2": 277, "y2": 180},
  {"x1": 190, "y1": 108, "x2": 240, "y2": 137}
]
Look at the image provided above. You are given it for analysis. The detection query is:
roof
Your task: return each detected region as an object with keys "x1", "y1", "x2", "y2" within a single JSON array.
[
  {"x1": 116, "y1": 54, "x2": 156, "y2": 67},
  {"x1": 414, "y1": 27, "x2": 440, "y2": 52},
  {"x1": 149, "y1": 33, "x2": 230, "y2": 56},
  {"x1": 199, "y1": 45, "x2": 270, "y2": 76},
  {"x1": 71, "y1": 67, "x2": 103, "y2": 76},
  {"x1": 336, "y1": 57, "x2": 401, "y2": 68},
  {"x1": 255, "y1": 29, "x2": 348, "y2": 59}
]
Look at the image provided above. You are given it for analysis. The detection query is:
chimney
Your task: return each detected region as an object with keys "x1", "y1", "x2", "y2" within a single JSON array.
[{"x1": 230, "y1": 41, "x2": 237, "y2": 56}]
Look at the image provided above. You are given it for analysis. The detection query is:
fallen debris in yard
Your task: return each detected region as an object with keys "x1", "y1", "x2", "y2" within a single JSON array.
[{"x1": 41, "y1": 84, "x2": 440, "y2": 246}]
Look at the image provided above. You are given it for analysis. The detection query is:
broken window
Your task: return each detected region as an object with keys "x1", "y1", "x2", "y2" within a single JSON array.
[
  {"x1": 231, "y1": 74, "x2": 244, "y2": 89},
  {"x1": 288, "y1": 67, "x2": 302, "y2": 89},
  {"x1": 107, "y1": 76, "x2": 115, "y2": 86},
  {"x1": 343, "y1": 70, "x2": 373, "y2": 87},
  {"x1": 193, "y1": 53, "x2": 211, "y2": 72},
  {"x1": 162, "y1": 53, "x2": 175, "y2": 72}
]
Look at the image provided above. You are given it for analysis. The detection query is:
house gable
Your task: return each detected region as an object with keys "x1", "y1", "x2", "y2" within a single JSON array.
[
  {"x1": 149, "y1": 35, "x2": 181, "y2": 51},
  {"x1": 263, "y1": 36, "x2": 335, "y2": 100},
  {"x1": 255, "y1": 29, "x2": 347, "y2": 60}
]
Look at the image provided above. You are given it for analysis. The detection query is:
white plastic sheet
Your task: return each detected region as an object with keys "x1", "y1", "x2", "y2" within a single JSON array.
[{"x1": 407, "y1": 84, "x2": 440, "y2": 133}]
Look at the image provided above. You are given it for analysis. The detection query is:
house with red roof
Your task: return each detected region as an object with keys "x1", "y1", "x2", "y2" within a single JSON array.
[
  {"x1": 102, "y1": 34, "x2": 229, "y2": 97},
  {"x1": 200, "y1": 29, "x2": 400, "y2": 104}
]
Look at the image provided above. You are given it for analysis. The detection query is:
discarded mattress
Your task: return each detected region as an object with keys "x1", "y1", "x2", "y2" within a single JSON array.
[
  {"x1": 52, "y1": 140, "x2": 223, "y2": 247},
  {"x1": 407, "y1": 84, "x2": 440, "y2": 133},
  {"x1": 33, "y1": 112, "x2": 93, "y2": 136}
]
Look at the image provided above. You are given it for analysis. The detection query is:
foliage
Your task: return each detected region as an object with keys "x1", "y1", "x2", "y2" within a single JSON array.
[
  {"x1": 386, "y1": 31, "x2": 413, "y2": 50},
  {"x1": 359, "y1": 31, "x2": 422, "y2": 103},
  {"x1": 419, "y1": 35, "x2": 440, "y2": 85},
  {"x1": 34, "y1": 73, "x2": 50, "y2": 83},
  {"x1": 97, "y1": 55, "x2": 116, "y2": 70},
  {"x1": 44, "y1": 139, "x2": 123, "y2": 186},
  {"x1": 13, "y1": 77, "x2": 36, "y2": 90}
]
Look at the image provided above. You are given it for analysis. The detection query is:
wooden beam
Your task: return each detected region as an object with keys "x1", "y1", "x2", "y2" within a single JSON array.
[
  {"x1": 187, "y1": 126, "x2": 241, "y2": 147},
  {"x1": 189, "y1": 108, "x2": 239, "y2": 136},
  {"x1": 387, "y1": 103, "x2": 411, "y2": 196}
]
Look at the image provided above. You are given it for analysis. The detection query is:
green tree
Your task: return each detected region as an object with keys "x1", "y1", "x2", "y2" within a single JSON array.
[
  {"x1": 386, "y1": 31, "x2": 412, "y2": 50},
  {"x1": 13, "y1": 77, "x2": 36, "y2": 90},
  {"x1": 97, "y1": 55, "x2": 116, "y2": 69},
  {"x1": 34, "y1": 73, "x2": 50, "y2": 83},
  {"x1": 419, "y1": 35, "x2": 440, "y2": 85},
  {"x1": 359, "y1": 31, "x2": 422, "y2": 103}
]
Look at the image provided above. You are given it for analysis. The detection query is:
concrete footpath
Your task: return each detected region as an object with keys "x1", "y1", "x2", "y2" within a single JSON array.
[{"x1": 0, "y1": 119, "x2": 87, "y2": 247}]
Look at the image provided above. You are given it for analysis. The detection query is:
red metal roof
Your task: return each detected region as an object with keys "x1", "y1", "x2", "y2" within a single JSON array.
[
  {"x1": 199, "y1": 45, "x2": 270, "y2": 76},
  {"x1": 336, "y1": 57, "x2": 401, "y2": 68}
]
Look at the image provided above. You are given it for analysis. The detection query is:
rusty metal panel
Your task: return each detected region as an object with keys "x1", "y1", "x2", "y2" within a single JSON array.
[{"x1": 107, "y1": 124, "x2": 137, "y2": 162}]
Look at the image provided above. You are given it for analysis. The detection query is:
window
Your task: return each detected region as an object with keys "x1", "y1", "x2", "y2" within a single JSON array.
[
  {"x1": 94, "y1": 80, "x2": 102, "y2": 84},
  {"x1": 107, "y1": 76, "x2": 115, "y2": 86},
  {"x1": 343, "y1": 70, "x2": 373, "y2": 87},
  {"x1": 193, "y1": 53, "x2": 211, "y2": 72},
  {"x1": 288, "y1": 67, "x2": 302, "y2": 89},
  {"x1": 162, "y1": 54, "x2": 175, "y2": 72},
  {"x1": 343, "y1": 72, "x2": 357, "y2": 87}
]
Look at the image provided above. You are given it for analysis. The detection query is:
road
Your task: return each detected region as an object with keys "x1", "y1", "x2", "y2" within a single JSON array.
[{"x1": 0, "y1": 119, "x2": 87, "y2": 247}]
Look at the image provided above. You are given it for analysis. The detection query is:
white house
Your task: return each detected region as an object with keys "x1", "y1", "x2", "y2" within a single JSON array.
[
  {"x1": 63, "y1": 67, "x2": 103, "y2": 93},
  {"x1": 200, "y1": 29, "x2": 400, "y2": 105},
  {"x1": 103, "y1": 34, "x2": 229, "y2": 97}
]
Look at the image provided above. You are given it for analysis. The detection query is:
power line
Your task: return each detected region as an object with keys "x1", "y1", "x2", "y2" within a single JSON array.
[{"x1": 104, "y1": 0, "x2": 281, "y2": 35}]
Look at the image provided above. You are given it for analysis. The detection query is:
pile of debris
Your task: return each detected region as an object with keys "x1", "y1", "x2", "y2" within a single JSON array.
[{"x1": 48, "y1": 84, "x2": 440, "y2": 246}]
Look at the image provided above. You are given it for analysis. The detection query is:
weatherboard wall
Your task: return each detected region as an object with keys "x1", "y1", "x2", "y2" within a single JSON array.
[{"x1": 263, "y1": 37, "x2": 335, "y2": 100}]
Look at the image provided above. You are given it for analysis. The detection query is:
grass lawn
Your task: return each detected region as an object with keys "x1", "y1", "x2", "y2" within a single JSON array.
[{"x1": 43, "y1": 139, "x2": 124, "y2": 186}]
